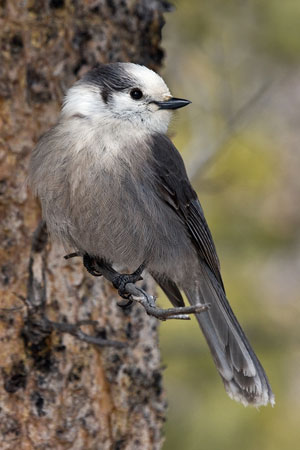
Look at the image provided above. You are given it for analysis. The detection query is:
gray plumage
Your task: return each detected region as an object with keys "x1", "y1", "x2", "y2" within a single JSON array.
[{"x1": 29, "y1": 62, "x2": 274, "y2": 407}]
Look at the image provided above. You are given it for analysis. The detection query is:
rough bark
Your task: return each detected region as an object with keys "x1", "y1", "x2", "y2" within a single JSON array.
[{"x1": 0, "y1": 1, "x2": 171, "y2": 448}]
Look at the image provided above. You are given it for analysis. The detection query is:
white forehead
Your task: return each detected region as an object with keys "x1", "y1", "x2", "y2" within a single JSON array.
[{"x1": 123, "y1": 63, "x2": 171, "y2": 98}]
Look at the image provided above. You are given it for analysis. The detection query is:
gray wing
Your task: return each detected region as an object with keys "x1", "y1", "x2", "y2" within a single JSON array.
[{"x1": 150, "y1": 133, "x2": 224, "y2": 290}]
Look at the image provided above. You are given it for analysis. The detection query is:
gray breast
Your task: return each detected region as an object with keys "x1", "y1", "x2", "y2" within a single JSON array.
[{"x1": 63, "y1": 145, "x2": 192, "y2": 276}]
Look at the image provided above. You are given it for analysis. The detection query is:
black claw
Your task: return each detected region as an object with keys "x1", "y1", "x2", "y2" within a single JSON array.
[
  {"x1": 117, "y1": 298, "x2": 133, "y2": 308},
  {"x1": 83, "y1": 254, "x2": 103, "y2": 277},
  {"x1": 64, "y1": 252, "x2": 81, "y2": 260}
]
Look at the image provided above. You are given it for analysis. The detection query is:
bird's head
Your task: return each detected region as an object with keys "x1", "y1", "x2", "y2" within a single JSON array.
[{"x1": 62, "y1": 62, "x2": 191, "y2": 134}]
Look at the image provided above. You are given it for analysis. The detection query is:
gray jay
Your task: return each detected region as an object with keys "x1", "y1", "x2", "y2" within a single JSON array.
[{"x1": 29, "y1": 62, "x2": 274, "y2": 407}]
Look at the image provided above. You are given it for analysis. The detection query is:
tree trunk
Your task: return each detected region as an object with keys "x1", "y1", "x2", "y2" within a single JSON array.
[{"x1": 0, "y1": 1, "x2": 170, "y2": 448}]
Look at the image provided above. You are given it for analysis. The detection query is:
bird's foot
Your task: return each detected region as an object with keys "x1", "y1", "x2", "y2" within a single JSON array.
[
  {"x1": 81, "y1": 256, "x2": 145, "y2": 308},
  {"x1": 111, "y1": 264, "x2": 145, "y2": 307}
]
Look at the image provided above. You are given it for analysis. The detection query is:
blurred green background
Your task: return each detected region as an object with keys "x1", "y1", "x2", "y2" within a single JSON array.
[{"x1": 159, "y1": 1, "x2": 300, "y2": 449}]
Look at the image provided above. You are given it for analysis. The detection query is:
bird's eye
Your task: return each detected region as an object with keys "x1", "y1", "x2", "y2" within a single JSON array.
[{"x1": 130, "y1": 88, "x2": 143, "y2": 100}]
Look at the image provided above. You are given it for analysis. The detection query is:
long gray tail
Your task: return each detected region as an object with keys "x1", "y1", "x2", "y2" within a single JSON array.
[{"x1": 184, "y1": 264, "x2": 274, "y2": 407}]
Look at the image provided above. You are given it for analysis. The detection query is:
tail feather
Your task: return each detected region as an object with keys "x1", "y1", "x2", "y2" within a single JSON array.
[{"x1": 184, "y1": 264, "x2": 274, "y2": 407}]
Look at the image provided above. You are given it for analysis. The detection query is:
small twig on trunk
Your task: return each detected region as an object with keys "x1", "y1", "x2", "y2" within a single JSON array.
[{"x1": 46, "y1": 319, "x2": 125, "y2": 348}]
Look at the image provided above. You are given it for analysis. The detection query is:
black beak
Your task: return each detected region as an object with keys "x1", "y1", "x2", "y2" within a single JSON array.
[{"x1": 153, "y1": 97, "x2": 191, "y2": 110}]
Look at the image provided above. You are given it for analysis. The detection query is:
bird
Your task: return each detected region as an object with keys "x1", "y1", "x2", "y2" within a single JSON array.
[{"x1": 29, "y1": 62, "x2": 274, "y2": 407}]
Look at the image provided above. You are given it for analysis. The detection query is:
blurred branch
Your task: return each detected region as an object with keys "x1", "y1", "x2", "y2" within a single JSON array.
[{"x1": 187, "y1": 79, "x2": 273, "y2": 182}]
